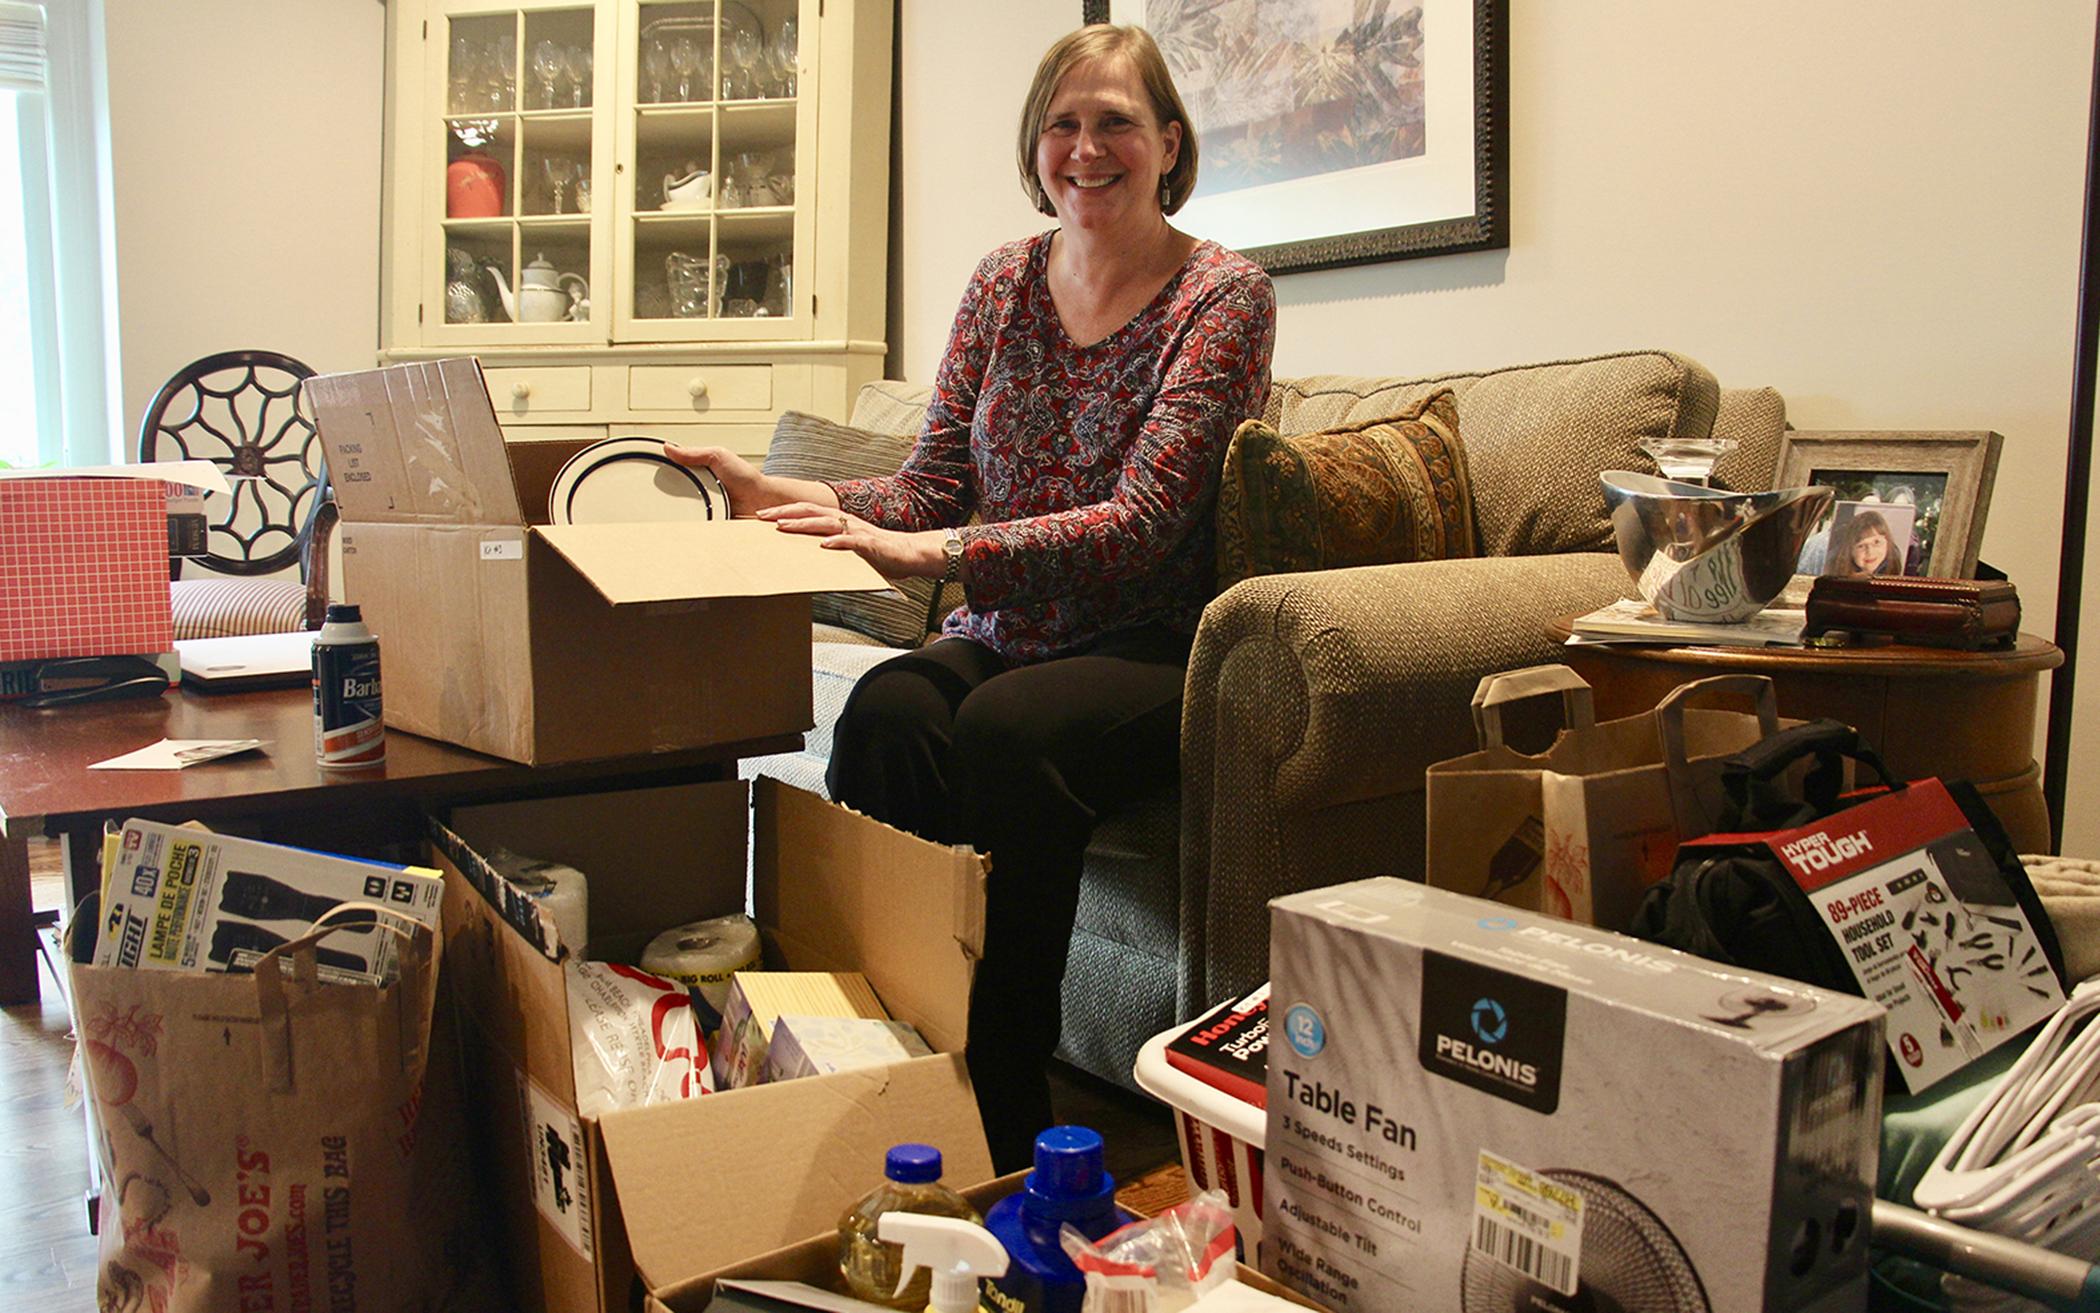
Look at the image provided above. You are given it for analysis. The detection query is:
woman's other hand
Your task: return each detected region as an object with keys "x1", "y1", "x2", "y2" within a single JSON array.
[
  {"x1": 662, "y1": 443, "x2": 838, "y2": 518},
  {"x1": 758, "y1": 503, "x2": 946, "y2": 580}
]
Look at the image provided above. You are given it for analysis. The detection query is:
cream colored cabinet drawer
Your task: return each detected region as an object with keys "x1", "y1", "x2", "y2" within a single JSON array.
[
  {"x1": 484, "y1": 366, "x2": 593, "y2": 418},
  {"x1": 628, "y1": 364, "x2": 773, "y2": 415}
]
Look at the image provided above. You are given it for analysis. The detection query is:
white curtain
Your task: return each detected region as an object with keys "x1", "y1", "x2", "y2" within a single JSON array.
[{"x1": 0, "y1": 2, "x2": 44, "y2": 92}]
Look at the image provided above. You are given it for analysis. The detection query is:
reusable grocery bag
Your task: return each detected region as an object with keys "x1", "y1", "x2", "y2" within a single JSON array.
[
  {"x1": 1425, "y1": 664, "x2": 1783, "y2": 930},
  {"x1": 69, "y1": 903, "x2": 497, "y2": 1313}
]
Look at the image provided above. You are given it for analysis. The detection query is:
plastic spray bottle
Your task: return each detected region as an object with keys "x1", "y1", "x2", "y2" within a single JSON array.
[
  {"x1": 839, "y1": 1144, "x2": 983, "y2": 1308},
  {"x1": 878, "y1": 1213, "x2": 1009, "y2": 1313},
  {"x1": 979, "y1": 1126, "x2": 1138, "y2": 1313}
]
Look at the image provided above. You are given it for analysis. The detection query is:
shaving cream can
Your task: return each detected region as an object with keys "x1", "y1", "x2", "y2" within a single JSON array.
[{"x1": 313, "y1": 603, "x2": 385, "y2": 768}]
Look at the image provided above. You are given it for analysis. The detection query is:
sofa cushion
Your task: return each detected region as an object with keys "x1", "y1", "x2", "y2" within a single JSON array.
[
  {"x1": 848, "y1": 380, "x2": 934, "y2": 438},
  {"x1": 1214, "y1": 388, "x2": 1478, "y2": 592},
  {"x1": 1710, "y1": 386, "x2": 1788, "y2": 493},
  {"x1": 1266, "y1": 350, "x2": 1721, "y2": 558},
  {"x1": 763, "y1": 411, "x2": 941, "y2": 648}
]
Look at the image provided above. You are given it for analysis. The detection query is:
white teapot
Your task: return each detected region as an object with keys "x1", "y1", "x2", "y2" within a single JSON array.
[{"x1": 491, "y1": 253, "x2": 588, "y2": 323}]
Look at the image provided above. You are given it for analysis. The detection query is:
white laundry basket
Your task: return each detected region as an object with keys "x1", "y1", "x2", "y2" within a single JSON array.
[{"x1": 1133, "y1": 1026, "x2": 1268, "y2": 1255}]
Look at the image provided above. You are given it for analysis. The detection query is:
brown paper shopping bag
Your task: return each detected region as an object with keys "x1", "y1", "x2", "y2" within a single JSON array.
[
  {"x1": 1425, "y1": 664, "x2": 1783, "y2": 930},
  {"x1": 69, "y1": 905, "x2": 497, "y2": 1313}
]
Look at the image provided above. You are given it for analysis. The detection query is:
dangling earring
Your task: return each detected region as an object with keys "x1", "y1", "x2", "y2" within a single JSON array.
[{"x1": 1159, "y1": 180, "x2": 1171, "y2": 209}]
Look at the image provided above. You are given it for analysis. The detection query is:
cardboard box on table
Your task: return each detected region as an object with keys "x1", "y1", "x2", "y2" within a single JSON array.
[
  {"x1": 305, "y1": 357, "x2": 888, "y2": 764},
  {"x1": 0, "y1": 461, "x2": 228, "y2": 663},
  {"x1": 430, "y1": 776, "x2": 993, "y2": 1313}
]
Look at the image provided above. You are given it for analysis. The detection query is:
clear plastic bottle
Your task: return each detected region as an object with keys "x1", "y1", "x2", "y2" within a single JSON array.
[{"x1": 839, "y1": 1143, "x2": 982, "y2": 1310}]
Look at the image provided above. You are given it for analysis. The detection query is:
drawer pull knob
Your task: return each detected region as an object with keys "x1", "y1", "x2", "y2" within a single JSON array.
[
  {"x1": 511, "y1": 382, "x2": 532, "y2": 401},
  {"x1": 687, "y1": 378, "x2": 709, "y2": 400}
]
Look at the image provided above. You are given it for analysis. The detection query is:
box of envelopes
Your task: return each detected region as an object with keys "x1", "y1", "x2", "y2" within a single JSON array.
[{"x1": 1264, "y1": 880, "x2": 1885, "y2": 1313}]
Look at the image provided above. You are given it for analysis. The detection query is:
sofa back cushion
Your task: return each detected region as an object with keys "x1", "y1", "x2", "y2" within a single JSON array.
[
  {"x1": 1265, "y1": 350, "x2": 1721, "y2": 556},
  {"x1": 1215, "y1": 388, "x2": 1477, "y2": 592},
  {"x1": 1709, "y1": 386, "x2": 1788, "y2": 493}
]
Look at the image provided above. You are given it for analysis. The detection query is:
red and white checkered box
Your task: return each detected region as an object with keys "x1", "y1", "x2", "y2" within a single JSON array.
[{"x1": 0, "y1": 474, "x2": 177, "y2": 662}]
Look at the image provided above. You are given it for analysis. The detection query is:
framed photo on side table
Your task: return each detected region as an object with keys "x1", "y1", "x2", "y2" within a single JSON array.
[
  {"x1": 1080, "y1": 0, "x2": 1509, "y2": 273},
  {"x1": 1776, "y1": 430, "x2": 2003, "y2": 579}
]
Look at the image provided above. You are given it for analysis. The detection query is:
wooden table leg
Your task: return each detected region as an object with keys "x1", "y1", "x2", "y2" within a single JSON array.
[{"x1": 0, "y1": 830, "x2": 39, "y2": 1005}]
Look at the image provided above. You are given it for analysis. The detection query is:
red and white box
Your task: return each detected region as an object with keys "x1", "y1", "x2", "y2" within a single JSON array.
[{"x1": 0, "y1": 462, "x2": 227, "y2": 662}]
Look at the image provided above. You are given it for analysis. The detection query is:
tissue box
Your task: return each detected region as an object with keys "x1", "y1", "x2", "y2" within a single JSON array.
[
  {"x1": 763, "y1": 1015, "x2": 931, "y2": 1083},
  {"x1": 711, "y1": 972, "x2": 889, "y2": 1090},
  {"x1": 1264, "y1": 880, "x2": 1885, "y2": 1313}
]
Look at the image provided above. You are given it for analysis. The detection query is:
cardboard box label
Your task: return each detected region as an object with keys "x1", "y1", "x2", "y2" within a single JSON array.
[
  {"x1": 481, "y1": 537, "x2": 525, "y2": 561},
  {"x1": 1472, "y1": 1149, "x2": 1584, "y2": 1297},
  {"x1": 521, "y1": 1070, "x2": 594, "y2": 1260}
]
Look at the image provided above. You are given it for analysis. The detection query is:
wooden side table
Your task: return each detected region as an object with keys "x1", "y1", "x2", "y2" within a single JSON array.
[{"x1": 1547, "y1": 621, "x2": 2063, "y2": 854}]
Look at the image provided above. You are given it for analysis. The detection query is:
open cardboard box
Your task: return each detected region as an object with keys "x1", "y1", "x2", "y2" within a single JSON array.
[
  {"x1": 651, "y1": 1173, "x2": 1329, "y2": 1312},
  {"x1": 306, "y1": 357, "x2": 890, "y2": 763},
  {"x1": 430, "y1": 776, "x2": 994, "y2": 1313}
]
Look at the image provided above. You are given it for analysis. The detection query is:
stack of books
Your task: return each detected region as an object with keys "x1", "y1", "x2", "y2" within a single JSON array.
[{"x1": 1569, "y1": 597, "x2": 1807, "y2": 647}]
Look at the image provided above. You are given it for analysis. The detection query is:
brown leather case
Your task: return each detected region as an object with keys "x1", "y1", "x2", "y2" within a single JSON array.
[{"x1": 1803, "y1": 575, "x2": 2021, "y2": 648}]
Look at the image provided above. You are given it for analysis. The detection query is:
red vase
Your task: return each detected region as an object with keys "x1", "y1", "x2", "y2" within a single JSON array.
[{"x1": 447, "y1": 151, "x2": 505, "y2": 219}]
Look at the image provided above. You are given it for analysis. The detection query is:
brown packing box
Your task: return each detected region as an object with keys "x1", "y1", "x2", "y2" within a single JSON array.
[
  {"x1": 305, "y1": 357, "x2": 890, "y2": 763},
  {"x1": 647, "y1": 1174, "x2": 1329, "y2": 1312},
  {"x1": 431, "y1": 776, "x2": 994, "y2": 1313}
]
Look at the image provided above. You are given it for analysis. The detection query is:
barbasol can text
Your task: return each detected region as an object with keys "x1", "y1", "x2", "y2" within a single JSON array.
[{"x1": 313, "y1": 603, "x2": 384, "y2": 768}]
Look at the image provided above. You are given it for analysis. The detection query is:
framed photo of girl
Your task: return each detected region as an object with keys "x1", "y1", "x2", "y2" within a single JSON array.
[
  {"x1": 1079, "y1": 0, "x2": 1509, "y2": 273},
  {"x1": 1776, "y1": 430, "x2": 2004, "y2": 579}
]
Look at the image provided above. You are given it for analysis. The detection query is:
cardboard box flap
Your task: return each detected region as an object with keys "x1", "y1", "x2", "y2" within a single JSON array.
[
  {"x1": 597, "y1": 1052, "x2": 993, "y2": 1296},
  {"x1": 753, "y1": 779, "x2": 986, "y2": 1055},
  {"x1": 538, "y1": 520, "x2": 893, "y2": 604},
  {"x1": 0, "y1": 460, "x2": 231, "y2": 495},
  {"x1": 307, "y1": 357, "x2": 523, "y2": 528}
]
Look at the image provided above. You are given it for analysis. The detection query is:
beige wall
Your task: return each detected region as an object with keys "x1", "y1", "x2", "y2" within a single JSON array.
[
  {"x1": 895, "y1": 0, "x2": 2100, "y2": 854},
  {"x1": 103, "y1": 0, "x2": 385, "y2": 446}
]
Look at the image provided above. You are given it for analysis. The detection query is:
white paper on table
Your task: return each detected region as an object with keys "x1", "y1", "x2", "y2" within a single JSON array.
[{"x1": 89, "y1": 738, "x2": 268, "y2": 770}]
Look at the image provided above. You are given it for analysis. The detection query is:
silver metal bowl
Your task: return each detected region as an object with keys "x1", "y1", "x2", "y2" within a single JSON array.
[{"x1": 1599, "y1": 471, "x2": 1835, "y2": 622}]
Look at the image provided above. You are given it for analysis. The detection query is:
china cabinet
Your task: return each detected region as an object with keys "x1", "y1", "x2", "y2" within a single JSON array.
[{"x1": 379, "y1": 0, "x2": 892, "y2": 456}]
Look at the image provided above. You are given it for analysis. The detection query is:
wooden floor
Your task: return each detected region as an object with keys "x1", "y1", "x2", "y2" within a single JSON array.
[{"x1": 0, "y1": 839, "x2": 1178, "y2": 1309}]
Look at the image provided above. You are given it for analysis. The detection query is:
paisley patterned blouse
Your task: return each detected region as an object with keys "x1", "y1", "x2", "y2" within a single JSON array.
[{"x1": 833, "y1": 232, "x2": 1276, "y2": 663}]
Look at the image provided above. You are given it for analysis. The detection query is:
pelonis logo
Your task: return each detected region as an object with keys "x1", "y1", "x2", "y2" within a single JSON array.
[{"x1": 1421, "y1": 953, "x2": 1566, "y2": 1114}]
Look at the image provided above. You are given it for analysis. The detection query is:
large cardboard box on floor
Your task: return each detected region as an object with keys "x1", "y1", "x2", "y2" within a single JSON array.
[
  {"x1": 306, "y1": 357, "x2": 888, "y2": 764},
  {"x1": 430, "y1": 777, "x2": 994, "y2": 1313}
]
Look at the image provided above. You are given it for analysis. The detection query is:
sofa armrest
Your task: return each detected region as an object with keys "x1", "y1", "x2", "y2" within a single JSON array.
[{"x1": 1176, "y1": 552, "x2": 1631, "y2": 1008}]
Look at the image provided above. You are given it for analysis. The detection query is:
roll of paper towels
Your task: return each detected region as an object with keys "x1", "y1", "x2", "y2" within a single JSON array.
[
  {"x1": 488, "y1": 846, "x2": 589, "y2": 955},
  {"x1": 641, "y1": 913, "x2": 762, "y2": 1013}
]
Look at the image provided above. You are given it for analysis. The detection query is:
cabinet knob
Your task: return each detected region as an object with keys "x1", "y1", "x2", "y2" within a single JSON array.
[
  {"x1": 687, "y1": 378, "x2": 709, "y2": 400},
  {"x1": 511, "y1": 382, "x2": 532, "y2": 401}
]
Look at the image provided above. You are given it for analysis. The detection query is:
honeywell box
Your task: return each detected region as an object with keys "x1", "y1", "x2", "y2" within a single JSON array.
[
  {"x1": 430, "y1": 777, "x2": 993, "y2": 1313},
  {"x1": 306, "y1": 358, "x2": 889, "y2": 764},
  {"x1": 1265, "y1": 880, "x2": 1885, "y2": 1313}
]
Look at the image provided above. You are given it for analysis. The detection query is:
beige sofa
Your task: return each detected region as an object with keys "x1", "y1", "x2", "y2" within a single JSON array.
[{"x1": 743, "y1": 349, "x2": 1788, "y2": 1088}]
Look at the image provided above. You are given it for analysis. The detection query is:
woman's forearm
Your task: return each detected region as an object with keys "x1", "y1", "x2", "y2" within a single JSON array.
[{"x1": 764, "y1": 474, "x2": 841, "y2": 511}]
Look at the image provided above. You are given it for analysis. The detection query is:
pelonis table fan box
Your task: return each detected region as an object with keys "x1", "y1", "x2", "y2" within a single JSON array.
[{"x1": 306, "y1": 357, "x2": 888, "y2": 764}]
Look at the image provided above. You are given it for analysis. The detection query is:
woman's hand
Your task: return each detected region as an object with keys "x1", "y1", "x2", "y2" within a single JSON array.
[
  {"x1": 758, "y1": 503, "x2": 947, "y2": 580},
  {"x1": 661, "y1": 443, "x2": 837, "y2": 518}
]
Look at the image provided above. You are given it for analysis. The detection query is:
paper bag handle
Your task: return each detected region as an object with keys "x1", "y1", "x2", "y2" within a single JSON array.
[
  {"x1": 1471, "y1": 664, "x2": 1595, "y2": 749},
  {"x1": 1655, "y1": 674, "x2": 1782, "y2": 833},
  {"x1": 255, "y1": 902, "x2": 432, "y2": 1094}
]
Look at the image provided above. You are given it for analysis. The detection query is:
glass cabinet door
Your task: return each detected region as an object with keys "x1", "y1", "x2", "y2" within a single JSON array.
[
  {"x1": 615, "y1": 0, "x2": 817, "y2": 342},
  {"x1": 430, "y1": 1, "x2": 612, "y2": 344}
]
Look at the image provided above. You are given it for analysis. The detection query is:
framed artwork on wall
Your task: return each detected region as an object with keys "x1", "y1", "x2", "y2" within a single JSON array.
[
  {"x1": 1775, "y1": 430, "x2": 2004, "y2": 579},
  {"x1": 1080, "y1": 0, "x2": 1509, "y2": 274}
]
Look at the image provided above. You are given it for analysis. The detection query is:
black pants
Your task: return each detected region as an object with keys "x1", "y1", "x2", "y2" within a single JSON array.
[{"x1": 825, "y1": 625, "x2": 1192, "y2": 1173}]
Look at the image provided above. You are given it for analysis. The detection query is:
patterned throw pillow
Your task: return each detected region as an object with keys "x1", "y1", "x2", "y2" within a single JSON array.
[
  {"x1": 1214, "y1": 388, "x2": 1478, "y2": 593},
  {"x1": 762, "y1": 410, "x2": 942, "y2": 648}
]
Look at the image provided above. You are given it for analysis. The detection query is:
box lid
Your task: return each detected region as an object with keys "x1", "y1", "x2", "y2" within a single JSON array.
[
  {"x1": 305, "y1": 357, "x2": 524, "y2": 528},
  {"x1": 0, "y1": 460, "x2": 231, "y2": 495},
  {"x1": 536, "y1": 520, "x2": 891, "y2": 605}
]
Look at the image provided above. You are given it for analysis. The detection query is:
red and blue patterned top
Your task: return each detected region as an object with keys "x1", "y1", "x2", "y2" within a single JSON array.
[{"x1": 834, "y1": 232, "x2": 1276, "y2": 663}]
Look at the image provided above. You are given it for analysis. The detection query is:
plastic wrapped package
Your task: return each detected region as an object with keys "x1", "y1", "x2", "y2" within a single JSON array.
[
  {"x1": 487, "y1": 845, "x2": 590, "y2": 954},
  {"x1": 639, "y1": 912, "x2": 761, "y2": 1016},
  {"x1": 564, "y1": 960, "x2": 713, "y2": 1118},
  {"x1": 1061, "y1": 1190, "x2": 1238, "y2": 1313}
]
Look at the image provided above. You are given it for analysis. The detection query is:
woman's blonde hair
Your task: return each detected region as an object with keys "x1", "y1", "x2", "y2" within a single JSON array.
[{"x1": 1016, "y1": 25, "x2": 1200, "y2": 217}]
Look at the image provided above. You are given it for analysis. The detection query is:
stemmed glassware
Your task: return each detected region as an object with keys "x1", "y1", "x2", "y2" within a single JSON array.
[
  {"x1": 669, "y1": 36, "x2": 702, "y2": 102},
  {"x1": 540, "y1": 156, "x2": 579, "y2": 215},
  {"x1": 531, "y1": 39, "x2": 565, "y2": 110},
  {"x1": 643, "y1": 38, "x2": 670, "y2": 103},
  {"x1": 726, "y1": 21, "x2": 762, "y2": 99},
  {"x1": 492, "y1": 38, "x2": 516, "y2": 109},
  {"x1": 565, "y1": 46, "x2": 592, "y2": 108},
  {"x1": 772, "y1": 17, "x2": 798, "y2": 98}
]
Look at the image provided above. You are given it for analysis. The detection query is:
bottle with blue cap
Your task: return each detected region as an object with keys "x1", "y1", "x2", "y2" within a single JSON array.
[
  {"x1": 980, "y1": 1125, "x2": 1138, "y2": 1313},
  {"x1": 839, "y1": 1142, "x2": 983, "y2": 1309}
]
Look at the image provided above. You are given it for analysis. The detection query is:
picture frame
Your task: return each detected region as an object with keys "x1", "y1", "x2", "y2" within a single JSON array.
[
  {"x1": 1775, "y1": 430, "x2": 2004, "y2": 579},
  {"x1": 1080, "y1": 0, "x2": 1509, "y2": 274}
]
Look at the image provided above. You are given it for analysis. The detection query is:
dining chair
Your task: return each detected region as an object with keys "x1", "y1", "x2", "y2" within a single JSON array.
[{"x1": 137, "y1": 350, "x2": 336, "y2": 637}]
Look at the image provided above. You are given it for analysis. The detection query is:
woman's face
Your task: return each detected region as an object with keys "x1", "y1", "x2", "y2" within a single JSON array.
[
  {"x1": 1035, "y1": 56, "x2": 1180, "y2": 232},
  {"x1": 1852, "y1": 525, "x2": 1890, "y2": 572}
]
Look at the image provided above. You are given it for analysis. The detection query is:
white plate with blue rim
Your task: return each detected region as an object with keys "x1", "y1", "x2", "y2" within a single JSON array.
[{"x1": 547, "y1": 437, "x2": 730, "y2": 525}]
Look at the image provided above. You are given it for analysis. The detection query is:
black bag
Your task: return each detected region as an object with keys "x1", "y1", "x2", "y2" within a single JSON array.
[{"x1": 1628, "y1": 720, "x2": 2069, "y2": 999}]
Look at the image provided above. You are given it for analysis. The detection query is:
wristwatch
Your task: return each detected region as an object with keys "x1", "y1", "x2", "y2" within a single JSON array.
[{"x1": 940, "y1": 528, "x2": 964, "y2": 585}]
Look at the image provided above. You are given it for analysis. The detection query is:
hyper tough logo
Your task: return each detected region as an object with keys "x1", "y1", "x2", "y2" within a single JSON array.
[
  {"x1": 1779, "y1": 828, "x2": 1874, "y2": 877},
  {"x1": 1421, "y1": 952, "x2": 1566, "y2": 1114}
]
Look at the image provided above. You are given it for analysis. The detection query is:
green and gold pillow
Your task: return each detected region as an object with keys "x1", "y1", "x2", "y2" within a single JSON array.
[{"x1": 1214, "y1": 388, "x2": 1478, "y2": 593}]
